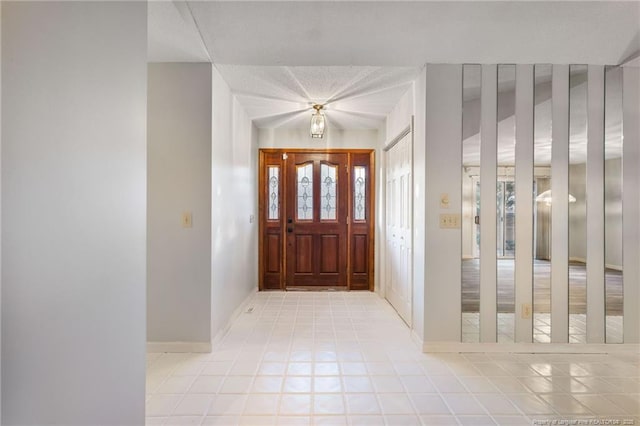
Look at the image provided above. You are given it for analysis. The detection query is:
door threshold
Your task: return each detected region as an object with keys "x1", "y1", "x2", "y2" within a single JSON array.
[{"x1": 286, "y1": 286, "x2": 348, "y2": 292}]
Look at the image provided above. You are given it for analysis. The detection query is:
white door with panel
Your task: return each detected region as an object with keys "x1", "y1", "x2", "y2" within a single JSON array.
[{"x1": 385, "y1": 133, "x2": 413, "y2": 325}]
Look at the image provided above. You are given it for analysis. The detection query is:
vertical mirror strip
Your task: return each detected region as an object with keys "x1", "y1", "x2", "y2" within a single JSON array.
[
  {"x1": 533, "y1": 64, "x2": 553, "y2": 343},
  {"x1": 497, "y1": 65, "x2": 516, "y2": 342},
  {"x1": 480, "y1": 64, "x2": 498, "y2": 342},
  {"x1": 462, "y1": 65, "x2": 482, "y2": 343},
  {"x1": 586, "y1": 65, "x2": 606, "y2": 343},
  {"x1": 551, "y1": 65, "x2": 570, "y2": 343},
  {"x1": 605, "y1": 66, "x2": 624, "y2": 343},
  {"x1": 514, "y1": 64, "x2": 534, "y2": 342},
  {"x1": 568, "y1": 64, "x2": 588, "y2": 343}
]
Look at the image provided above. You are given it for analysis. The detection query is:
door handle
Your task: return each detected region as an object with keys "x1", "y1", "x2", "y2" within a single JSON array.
[{"x1": 287, "y1": 227, "x2": 294, "y2": 233}]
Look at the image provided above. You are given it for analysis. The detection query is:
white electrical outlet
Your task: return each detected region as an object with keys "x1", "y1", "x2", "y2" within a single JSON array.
[
  {"x1": 521, "y1": 303, "x2": 532, "y2": 319},
  {"x1": 439, "y1": 214, "x2": 461, "y2": 229}
]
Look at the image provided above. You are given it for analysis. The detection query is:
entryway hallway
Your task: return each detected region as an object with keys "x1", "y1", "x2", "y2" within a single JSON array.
[{"x1": 145, "y1": 292, "x2": 640, "y2": 425}]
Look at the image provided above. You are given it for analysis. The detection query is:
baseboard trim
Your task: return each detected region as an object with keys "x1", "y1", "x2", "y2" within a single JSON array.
[
  {"x1": 411, "y1": 329, "x2": 424, "y2": 348},
  {"x1": 211, "y1": 288, "x2": 258, "y2": 350},
  {"x1": 147, "y1": 341, "x2": 212, "y2": 353},
  {"x1": 423, "y1": 342, "x2": 640, "y2": 353}
]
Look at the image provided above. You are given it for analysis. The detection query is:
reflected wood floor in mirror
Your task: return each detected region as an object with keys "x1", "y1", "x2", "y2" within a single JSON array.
[{"x1": 462, "y1": 259, "x2": 623, "y2": 315}]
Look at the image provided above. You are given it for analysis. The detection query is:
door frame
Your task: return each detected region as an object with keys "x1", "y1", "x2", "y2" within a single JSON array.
[{"x1": 258, "y1": 148, "x2": 376, "y2": 291}]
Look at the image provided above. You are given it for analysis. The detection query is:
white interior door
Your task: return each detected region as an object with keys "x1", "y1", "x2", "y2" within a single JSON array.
[{"x1": 385, "y1": 133, "x2": 413, "y2": 325}]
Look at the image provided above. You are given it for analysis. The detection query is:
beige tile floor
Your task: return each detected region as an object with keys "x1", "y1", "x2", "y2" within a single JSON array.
[{"x1": 146, "y1": 291, "x2": 639, "y2": 425}]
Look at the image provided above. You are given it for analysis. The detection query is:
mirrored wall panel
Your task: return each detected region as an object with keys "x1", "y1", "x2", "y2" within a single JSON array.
[
  {"x1": 462, "y1": 64, "x2": 482, "y2": 343},
  {"x1": 533, "y1": 64, "x2": 553, "y2": 343},
  {"x1": 569, "y1": 65, "x2": 588, "y2": 343},
  {"x1": 605, "y1": 66, "x2": 624, "y2": 343},
  {"x1": 497, "y1": 65, "x2": 516, "y2": 342}
]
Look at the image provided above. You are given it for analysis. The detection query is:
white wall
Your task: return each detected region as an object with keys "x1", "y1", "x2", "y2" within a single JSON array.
[
  {"x1": 412, "y1": 69, "x2": 427, "y2": 341},
  {"x1": 424, "y1": 64, "x2": 463, "y2": 343},
  {"x1": 0, "y1": 3, "x2": 3, "y2": 418},
  {"x1": 386, "y1": 88, "x2": 413, "y2": 141},
  {"x1": 147, "y1": 64, "x2": 212, "y2": 346},
  {"x1": 1, "y1": 2, "x2": 147, "y2": 424},
  {"x1": 211, "y1": 67, "x2": 259, "y2": 341},
  {"x1": 258, "y1": 128, "x2": 378, "y2": 150}
]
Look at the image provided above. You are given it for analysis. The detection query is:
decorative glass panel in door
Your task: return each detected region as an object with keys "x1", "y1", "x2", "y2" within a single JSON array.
[
  {"x1": 297, "y1": 163, "x2": 314, "y2": 221},
  {"x1": 321, "y1": 163, "x2": 337, "y2": 221}
]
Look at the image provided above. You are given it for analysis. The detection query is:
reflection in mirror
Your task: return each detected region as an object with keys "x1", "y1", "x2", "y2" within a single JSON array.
[
  {"x1": 462, "y1": 65, "x2": 482, "y2": 343},
  {"x1": 569, "y1": 64, "x2": 588, "y2": 343},
  {"x1": 497, "y1": 65, "x2": 516, "y2": 342},
  {"x1": 605, "y1": 66, "x2": 623, "y2": 343},
  {"x1": 533, "y1": 65, "x2": 553, "y2": 343}
]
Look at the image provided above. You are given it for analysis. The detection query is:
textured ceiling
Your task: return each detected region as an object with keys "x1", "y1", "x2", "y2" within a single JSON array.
[
  {"x1": 147, "y1": 1, "x2": 638, "y2": 141},
  {"x1": 215, "y1": 65, "x2": 420, "y2": 129}
]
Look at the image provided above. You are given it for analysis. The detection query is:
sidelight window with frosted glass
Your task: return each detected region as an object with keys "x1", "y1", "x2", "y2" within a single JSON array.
[
  {"x1": 354, "y1": 166, "x2": 366, "y2": 221},
  {"x1": 267, "y1": 166, "x2": 280, "y2": 220}
]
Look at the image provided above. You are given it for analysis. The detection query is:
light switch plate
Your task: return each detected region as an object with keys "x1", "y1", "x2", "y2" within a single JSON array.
[
  {"x1": 440, "y1": 193, "x2": 450, "y2": 209},
  {"x1": 182, "y1": 212, "x2": 192, "y2": 228}
]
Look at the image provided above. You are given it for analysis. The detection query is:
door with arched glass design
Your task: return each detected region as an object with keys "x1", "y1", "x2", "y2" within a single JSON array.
[{"x1": 285, "y1": 152, "x2": 349, "y2": 287}]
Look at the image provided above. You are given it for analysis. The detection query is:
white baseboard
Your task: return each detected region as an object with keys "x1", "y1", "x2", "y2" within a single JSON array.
[
  {"x1": 147, "y1": 288, "x2": 259, "y2": 354},
  {"x1": 147, "y1": 341, "x2": 212, "y2": 353},
  {"x1": 423, "y1": 342, "x2": 640, "y2": 354},
  {"x1": 211, "y1": 288, "x2": 258, "y2": 349},
  {"x1": 411, "y1": 329, "x2": 424, "y2": 348}
]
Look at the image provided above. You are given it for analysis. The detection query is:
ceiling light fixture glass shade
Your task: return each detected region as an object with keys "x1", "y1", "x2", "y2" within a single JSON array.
[
  {"x1": 535, "y1": 189, "x2": 577, "y2": 206},
  {"x1": 310, "y1": 104, "x2": 325, "y2": 138}
]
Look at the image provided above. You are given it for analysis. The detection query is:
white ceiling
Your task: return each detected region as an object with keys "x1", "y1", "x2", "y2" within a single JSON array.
[{"x1": 148, "y1": 1, "x2": 639, "y2": 134}]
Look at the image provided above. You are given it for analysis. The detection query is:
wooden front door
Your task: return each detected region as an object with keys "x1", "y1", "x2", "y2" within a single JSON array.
[
  {"x1": 286, "y1": 152, "x2": 348, "y2": 288},
  {"x1": 259, "y1": 149, "x2": 375, "y2": 291}
]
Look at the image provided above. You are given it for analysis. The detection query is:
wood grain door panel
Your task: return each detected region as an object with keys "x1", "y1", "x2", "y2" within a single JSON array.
[
  {"x1": 259, "y1": 149, "x2": 374, "y2": 291},
  {"x1": 286, "y1": 152, "x2": 348, "y2": 288}
]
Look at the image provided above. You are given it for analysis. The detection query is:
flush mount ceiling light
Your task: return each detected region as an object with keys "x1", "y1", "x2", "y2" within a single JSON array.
[
  {"x1": 310, "y1": 104, "x2": 325, "y2": 139},
  {"x1": 535, "y1": 190, "x2": 577, "y2": 206}
]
